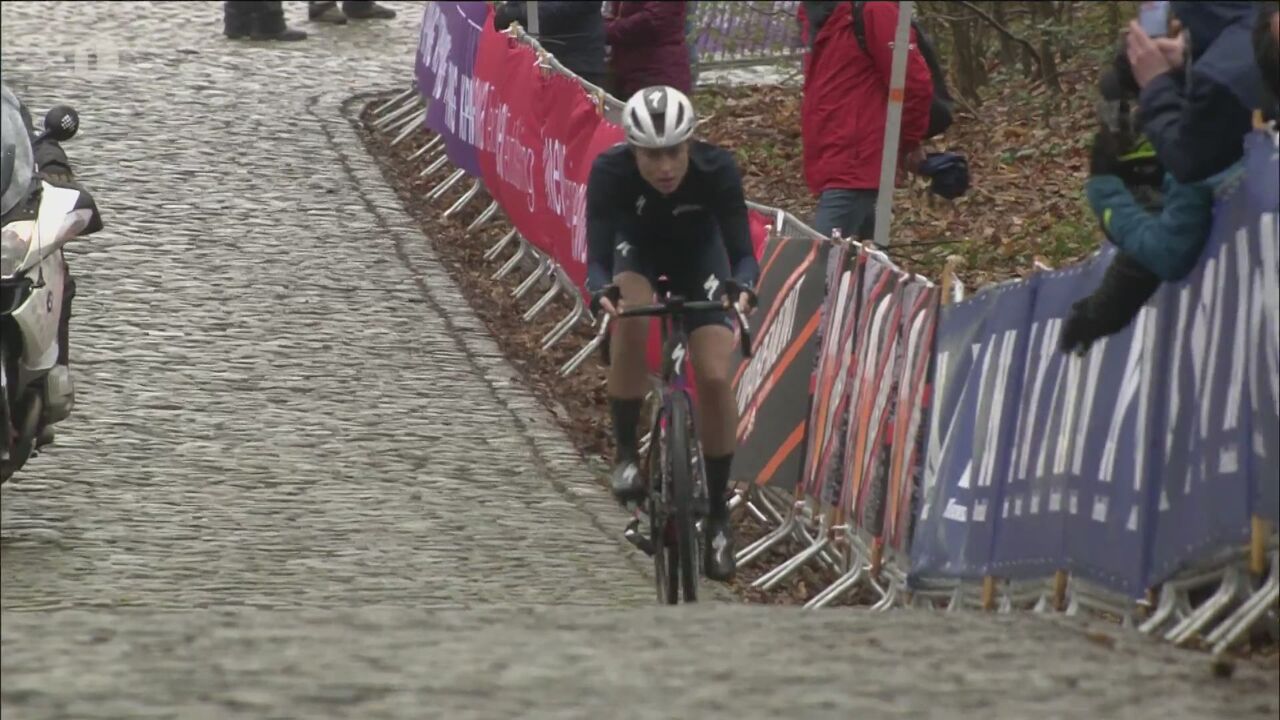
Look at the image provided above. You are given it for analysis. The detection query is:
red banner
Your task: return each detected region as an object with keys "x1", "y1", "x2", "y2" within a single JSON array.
[
  {"x1": 473, "y1": 19, "x2": 623, "y2": 293},
  {"x1": 883, "y1": 280, "x2": 938, "y2": 555},
  {"x1": 803, "y1": 243, "x2": 861, "y2": 505},
  {"x1": 839, "y1": 250, "x2": 905, "y2": 530}
]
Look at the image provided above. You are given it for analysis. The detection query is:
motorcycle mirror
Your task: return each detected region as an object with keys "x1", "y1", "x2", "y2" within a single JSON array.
[{"x1": 39, "y1": 105, "x2": 79, "y2": 143}]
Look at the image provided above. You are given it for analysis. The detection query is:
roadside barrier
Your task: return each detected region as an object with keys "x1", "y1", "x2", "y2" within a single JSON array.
[{"x1": 370, "y1": 2, "x2": 1279, "y2": 656}]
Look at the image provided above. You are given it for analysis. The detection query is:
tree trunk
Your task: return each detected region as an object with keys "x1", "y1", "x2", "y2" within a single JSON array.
[
  {"x1": 949, "y1": 15, "x2": 983, "y2": 104},
  {"x1": 1037, "y1": 2, "x2": 1061, "y2": 93},
  {"x1": 992, "y1": 1, "x2": 1017, "y2": 69}
]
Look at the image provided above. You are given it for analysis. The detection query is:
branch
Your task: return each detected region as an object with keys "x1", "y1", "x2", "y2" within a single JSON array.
[{"x1": 955, "y1": 0, "x2": 1043, "y2": 74}]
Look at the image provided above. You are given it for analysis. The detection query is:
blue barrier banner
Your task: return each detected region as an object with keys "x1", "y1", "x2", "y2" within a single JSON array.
[
  {"x1": 1067, "y1": 250, "x2": 1166, "y2": 597},
  {"x1": 910, "y1": 130, "x2": 1279, "y2": 595},
  {"x1": 1148, "y1": 178, "x2": 1257, "y2": 585},
  {"x1": 987, "y1": 256, "x2": 1106, "y2": 583},
  {"x1": 912, "y1": 280, "x2": 1034, "y2": 581},
  {"x1": 1245, "y1": 131, "x2": 1279, "y2": 525}
]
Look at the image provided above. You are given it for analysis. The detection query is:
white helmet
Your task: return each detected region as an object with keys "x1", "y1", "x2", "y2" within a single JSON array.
[{"x1": 623, "y1": 86, "x2": 696, "y2": 149}]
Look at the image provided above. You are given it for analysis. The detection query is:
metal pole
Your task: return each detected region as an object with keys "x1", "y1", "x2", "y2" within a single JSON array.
[
  {"x1": 871, "y1": 1, "x2": 914, "y2": 250},
  {"x1": 526, "y1": 1, "x2": 539, "y2": 35}
]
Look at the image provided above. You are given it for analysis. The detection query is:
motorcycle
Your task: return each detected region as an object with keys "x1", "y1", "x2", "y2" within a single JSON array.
[{"x1": 1, "y1": 104, "x2": 101, "y2": 483}]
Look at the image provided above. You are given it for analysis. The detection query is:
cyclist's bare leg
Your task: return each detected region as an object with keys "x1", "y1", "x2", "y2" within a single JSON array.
[
  {"x1": 608, "y1": 271, "x2": 653, "y2": 401},
  {"x1": 689, "y1": 323, "x2": 739, "y2": 580},
  {"x1": 606, "y1": 271, "x2": 653, "y2": 502},
  {"x1": 688, "y1": 324, "x2": 738, "y2": 459}
]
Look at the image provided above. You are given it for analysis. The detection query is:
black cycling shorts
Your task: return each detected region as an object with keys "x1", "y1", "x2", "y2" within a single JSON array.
[{"x1": 610, "y1": 230, "x2": 733, "y2": 333}]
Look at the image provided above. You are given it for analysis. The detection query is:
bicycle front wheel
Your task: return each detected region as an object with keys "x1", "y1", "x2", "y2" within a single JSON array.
[{"x1": 667, "y1": 392, "x2": 699, "y2": 603}]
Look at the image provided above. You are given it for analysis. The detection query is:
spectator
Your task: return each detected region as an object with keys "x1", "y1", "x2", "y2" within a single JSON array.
[
  {"x1": 798, "y1": 1, "x2": 933, "y2": 241},
  {"x1": 1127, "y1": 1, "x2": 1266, "y2": 183},
  {"x1": 308, "y1": 1, "x2": 397, "y2": 24},
  {"x1": 605, "y1": 2, "x2": 692, "y2": 100},
  {"x1": 1060, "y1": 9, "x2": 1280, "y2": 356},
  {"x1": 224, "y1": 1, "x2": 306, "y2": 41},
  {"x1": 494, "y1": 2, "x2": 607, "y2": 89}
]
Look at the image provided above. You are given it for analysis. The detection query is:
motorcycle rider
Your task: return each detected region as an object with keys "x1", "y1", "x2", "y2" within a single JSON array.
[{"x1": 1, "y1": 81, "x2": 95, "y2": 446}]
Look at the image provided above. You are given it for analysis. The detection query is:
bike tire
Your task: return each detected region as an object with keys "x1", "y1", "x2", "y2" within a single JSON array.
[
  {"x1": 667, "y1": 392, "x2": 699, "y2": 603},
  {"x1": 647, "y1": 408, "x2": 680, "y2": 605}
]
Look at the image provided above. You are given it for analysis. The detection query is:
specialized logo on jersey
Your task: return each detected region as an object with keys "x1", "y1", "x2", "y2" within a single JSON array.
[
  {"x1": 672, "y1": 204, "x2": 703, "y2": 216},
  {"x1": 616, "y1": 240, "x2": 634, "y2": 258},
  {"x1": 635, "y1": 195, "x2": 646, "y2": 216},
  {"x1": 704, "y1": 274, "x2": 720, "y2": 301}
]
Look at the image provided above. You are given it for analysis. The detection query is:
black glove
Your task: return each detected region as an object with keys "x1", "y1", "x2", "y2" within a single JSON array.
[
  {"x1": 1059, "y1": 252, "x2": 1162, "y2": 355},
  {"x1": 1089, "y1": 128, "x2": 1123, "y2": 178},
  {"x1": 590, "y1": 284, "x2": 620, "y2": 316},
  {"x1": 720, "y1": 278, "x2": 758, "y2": 310}
]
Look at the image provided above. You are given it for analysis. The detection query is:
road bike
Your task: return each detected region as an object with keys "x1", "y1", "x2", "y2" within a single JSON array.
[{"x1": 596, "y1": 277, "x2": 755, "y2": 604}]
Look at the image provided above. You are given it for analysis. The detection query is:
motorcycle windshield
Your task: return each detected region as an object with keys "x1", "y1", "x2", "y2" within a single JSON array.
[{"x1": 1, "y1": 84, "x2": 35, "y2": 217}]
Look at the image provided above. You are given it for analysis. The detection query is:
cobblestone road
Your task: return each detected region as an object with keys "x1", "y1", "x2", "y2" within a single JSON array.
[{"x1": 1, "y1": 3, "x2": 1276, "y2": 719}]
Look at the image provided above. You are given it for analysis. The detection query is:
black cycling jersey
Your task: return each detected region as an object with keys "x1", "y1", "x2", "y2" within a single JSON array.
[{"x1": 584, "y1": 140, "x2": 760, "y2": 295}]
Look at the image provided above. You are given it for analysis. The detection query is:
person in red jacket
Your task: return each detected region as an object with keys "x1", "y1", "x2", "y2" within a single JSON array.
[
  {"x1": 799, "y1": 1, "x2": 933, "y2": 241},
  {"x1": 605, "y1": 2, "x2": 692, "y2": 100}
]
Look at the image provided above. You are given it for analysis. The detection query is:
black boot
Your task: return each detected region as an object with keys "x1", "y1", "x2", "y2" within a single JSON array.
[
  {"x1": 223, "y1": 0, "x2": 256, "y2": 39},
  {"x1": 702, "y1": 454, "x2": 737, "y2": 581},
  {"x1": 609, "y1": 397, "x2": 645, "y2": 503},
  {"x1": 342, "y1": 1, "x2": 396, "y2": 19},
  {"x1": 251, "y1": 1, "x2": 307, "y2": 41}
]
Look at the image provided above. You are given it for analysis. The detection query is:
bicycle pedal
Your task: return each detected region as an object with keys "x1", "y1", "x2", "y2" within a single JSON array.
[{"x1": 623, "y1": 519, "x2": 655, "y2": 556}]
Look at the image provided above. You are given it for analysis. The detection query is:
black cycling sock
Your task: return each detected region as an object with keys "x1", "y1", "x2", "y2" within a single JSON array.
[
  {"x1": 609, "y1": 397, "x2": 644, "y2": 462},
  {"x1": 704, "y1": 454, "x2": 733, "y2": 519}
]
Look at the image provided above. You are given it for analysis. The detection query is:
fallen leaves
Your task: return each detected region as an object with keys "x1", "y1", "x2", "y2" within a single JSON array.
[{"x1": 695, "y1": 51, "x2": 1103, "y2": 287}]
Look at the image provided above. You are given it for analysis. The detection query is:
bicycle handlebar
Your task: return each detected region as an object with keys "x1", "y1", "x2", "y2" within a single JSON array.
[{"x1": 594, "y1": 283, "x2": 756, "y2": 358}]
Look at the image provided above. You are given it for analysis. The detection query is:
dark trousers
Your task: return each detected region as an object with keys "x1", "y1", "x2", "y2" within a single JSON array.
[{"x1": 224, "y1": 1, "x2": 286, "y2": 35}]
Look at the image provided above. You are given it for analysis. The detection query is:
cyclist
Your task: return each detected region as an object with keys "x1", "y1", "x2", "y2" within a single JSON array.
[{"x1": 585, "y1": 85, "x2": 759, "y2": 582}]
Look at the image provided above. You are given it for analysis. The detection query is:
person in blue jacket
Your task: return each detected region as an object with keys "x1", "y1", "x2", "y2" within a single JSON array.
[{"x1": 1127, "y1": 1, "x2": 1266, "y2": 183}]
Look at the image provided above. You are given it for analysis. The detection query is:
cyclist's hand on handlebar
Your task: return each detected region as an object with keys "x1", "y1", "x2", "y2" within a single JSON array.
[
  {"x1": 591, "y1": 285, "x2": 623, "y2": 318},
  {"x1": 722, "y1": 280, "x2": 758, "y2": 316}
]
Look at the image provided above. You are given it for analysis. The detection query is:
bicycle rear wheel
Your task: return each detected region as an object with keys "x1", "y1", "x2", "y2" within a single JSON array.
[{"x1": 667, "y1": 392, "x2": 699, "y2": 603}]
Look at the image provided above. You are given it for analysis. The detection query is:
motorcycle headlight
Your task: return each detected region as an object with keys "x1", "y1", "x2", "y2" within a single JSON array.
[{"x1": 1, "y1": 221, "x2": 35, "y2": 278}]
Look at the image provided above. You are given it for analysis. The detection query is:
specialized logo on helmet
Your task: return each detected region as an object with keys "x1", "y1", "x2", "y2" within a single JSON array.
[{"x1": 646, "y1": 89, "x2": 665, "y2": 112}]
